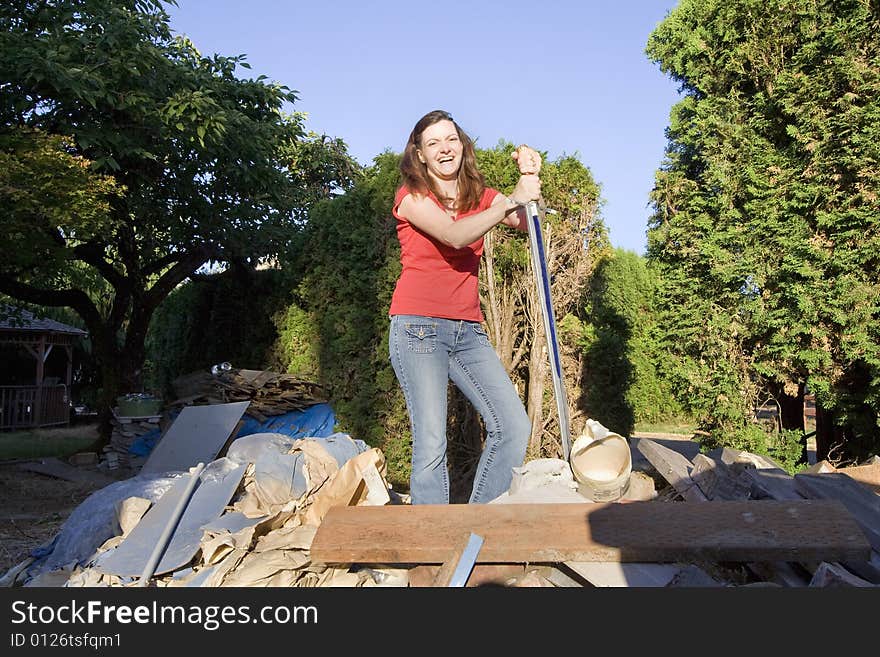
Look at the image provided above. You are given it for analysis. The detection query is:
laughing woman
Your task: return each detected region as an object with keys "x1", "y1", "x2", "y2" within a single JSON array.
[{"x1": 388, "y1": 109, "x2": 542, "y2": 504}]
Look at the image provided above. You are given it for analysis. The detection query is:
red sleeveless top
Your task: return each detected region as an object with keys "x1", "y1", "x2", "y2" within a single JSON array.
[{"x1": 389, "y1": 185, "x2": 500, "y2": 322}]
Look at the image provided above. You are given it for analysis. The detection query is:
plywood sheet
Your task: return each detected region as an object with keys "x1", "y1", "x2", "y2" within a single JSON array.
[
  {"x1": 94, "y1": 462, "x2": 247, "y2": 576},
  {"x1": 140, "y1": 401, "x2": 250, "y2": 475}
]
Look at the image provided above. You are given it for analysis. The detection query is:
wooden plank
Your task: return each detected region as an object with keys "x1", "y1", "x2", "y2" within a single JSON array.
[
  {"x1": 795, "y1": 473, "x2": 880, "y2": 553},
  {"x1": 837, "y1": 463, "x2": 880, "y2": 496},
  {"x1": 310, "y1": 500, "x2": 870, "y2": 565},
  {"x1": 629, "y1": 436, "x2": 700, "y2": 472},
  {"x1": 690, "y1": 454, "x2": 752, "y2": 501},
  {"x1": 689, "y1": 455, "x2": 809, "y2": 585},
  {"x1": 736, "y1": 462, "x2": 860, "y2": 585},
  {"x1": 792, "y1": 469, "x2": 880, "y2": 584},
  {"x1": 635, "y1": 438, "x2": 708, "y2": 501}
]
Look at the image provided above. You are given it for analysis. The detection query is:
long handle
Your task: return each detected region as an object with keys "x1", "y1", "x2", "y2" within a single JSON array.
[
  {"x1": 525, "y1": 201, "x2": 571, "y2": 461},
  {"x1": 137, "y1": 461, "x2": 205, "y2": 587}
]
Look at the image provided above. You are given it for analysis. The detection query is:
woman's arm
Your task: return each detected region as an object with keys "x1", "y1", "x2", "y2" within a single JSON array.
[
  {"x1": 493, "y1": 193, "x2": 528, "y2": 230},
  {"x1": 397, "y1": 174, "x2": 540, "y2": 249}
]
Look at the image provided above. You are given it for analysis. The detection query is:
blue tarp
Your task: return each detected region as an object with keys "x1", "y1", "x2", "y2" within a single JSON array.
[
  {"x1": 236, "y1": 403, "x2": 337, "y2": 440},
  {"x1": 129, "y1": 403, "x2": 338, "y2": 456}
]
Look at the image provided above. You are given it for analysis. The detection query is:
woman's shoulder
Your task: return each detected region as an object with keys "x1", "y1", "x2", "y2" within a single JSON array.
[
  {"x1": 394, "y1": 185, "x2": 439, "y2": 219},
  {"x1": 396, "y1": 184, "x2": 432, "y2": 201}
]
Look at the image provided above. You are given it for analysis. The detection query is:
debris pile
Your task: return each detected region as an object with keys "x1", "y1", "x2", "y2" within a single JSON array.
[
  {"x1": 3, "y1": 430, "x2": 401, "y2": 588},
  {"x1": 169, "y1": 368, "x2": 327, "y2": 422},
  {"x1": 2, "y1": 407, "x2": 878, "y2": 588},
  {"x1": 106, "y1": 409, "x2": 162, "y2": 470}
]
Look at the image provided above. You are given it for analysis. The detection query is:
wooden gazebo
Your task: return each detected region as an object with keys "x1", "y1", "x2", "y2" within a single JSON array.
[{"x1": 0, "y1": 306, "x2": 87, "y2": 430}]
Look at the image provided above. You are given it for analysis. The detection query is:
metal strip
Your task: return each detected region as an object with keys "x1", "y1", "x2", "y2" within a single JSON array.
[
  {"x1": 526, "y1": 201, "x2": 571, "y2": 461},
  {"x1": 447, "y1": 533, "x2": 484, "y2": 587}
]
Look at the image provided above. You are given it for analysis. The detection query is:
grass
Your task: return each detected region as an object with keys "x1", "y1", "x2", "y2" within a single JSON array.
[
  {"x1": 633, "y1": 418, "x2": 699, "y2": 436},
  {"x1": 0, "y1": 422, "x2": 99, "y2": 460}
]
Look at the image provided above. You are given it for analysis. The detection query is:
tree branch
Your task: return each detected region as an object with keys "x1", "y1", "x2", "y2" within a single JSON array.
[
  {"x1": 143, "y1": 243, "x2": 218, "y2": 314},
  {"x1": 72, "y1": 240, "x2": 127, "y2": 289},
  {"x1": 143, "y1": 251, "x2": 186, "y2": 277},
  {"x1": 0, "y1": 274, "x2": 102, "y2": 330}
]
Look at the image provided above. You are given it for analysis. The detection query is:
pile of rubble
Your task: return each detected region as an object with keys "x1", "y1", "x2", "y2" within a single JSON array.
[
  {"x1": 169, "y1": 368, "x2": 327, "y2": 422},
  {"x1": 2, "y1": 408, "x2": 878, "y2": 588},
  {"x1": 105, "y1": 409, "x2": 162, "y2": 470},
  {"x1": 2, "y1": 430, "x2": 402, "y2": 588}
]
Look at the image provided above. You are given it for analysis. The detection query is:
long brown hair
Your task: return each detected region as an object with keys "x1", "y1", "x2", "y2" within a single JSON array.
[{"x1": 399, "y1": 110, "x2": 485, "y2": 213}]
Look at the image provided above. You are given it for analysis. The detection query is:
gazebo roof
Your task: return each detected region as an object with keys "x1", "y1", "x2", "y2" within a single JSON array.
[{"x1": 0, "y1": 305, "x2": 88, "y2": 337}]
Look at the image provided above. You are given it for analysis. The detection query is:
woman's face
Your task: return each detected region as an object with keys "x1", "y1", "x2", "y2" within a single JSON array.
[{"x1": 417, "y1": 119, "x2": 462, "y2": 181}]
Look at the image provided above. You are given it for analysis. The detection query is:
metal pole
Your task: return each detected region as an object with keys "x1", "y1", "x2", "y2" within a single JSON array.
[
  {"x1": 136, "y1": 462, "x2": 205, "y2": 587},
  {"x1": 525, "y1": 201, "x2": 572, "y2": 461}
]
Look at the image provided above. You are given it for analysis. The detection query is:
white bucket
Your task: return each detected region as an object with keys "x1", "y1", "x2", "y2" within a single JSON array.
[{"x1": 569, "y1": 420, "x2": 632, "y2": 502}]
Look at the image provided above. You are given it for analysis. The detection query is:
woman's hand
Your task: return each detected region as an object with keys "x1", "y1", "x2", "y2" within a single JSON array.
[{"x1": 512, "y1": 144, "x2": 541, "y2": 175}]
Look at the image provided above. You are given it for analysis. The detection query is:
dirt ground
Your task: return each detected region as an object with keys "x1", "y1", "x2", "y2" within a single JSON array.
[{"x1": 0, "y1": 460, "x2": 135, "y2": 576}]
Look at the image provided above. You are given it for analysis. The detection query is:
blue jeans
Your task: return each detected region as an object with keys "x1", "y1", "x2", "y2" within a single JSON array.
[{"x1": 389, "y1": 314, "x2": 531, "y2": 504}]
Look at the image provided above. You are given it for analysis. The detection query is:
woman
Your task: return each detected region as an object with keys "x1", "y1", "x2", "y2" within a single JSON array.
[{"x1": 389, "y1": 109, "x2": 542, "y2": 505}]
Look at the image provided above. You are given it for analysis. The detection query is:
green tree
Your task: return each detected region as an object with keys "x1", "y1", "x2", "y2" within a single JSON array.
[
  {"x1": 647, "y1": 0, "x2": 880, "y2": 462},
  {"x1": 581, "y1": 248, "x2": 682, "y2": 436},
  {"x1": 0, "y1": 0, "x2": 358, "y2": 436},
  {"x1": 144, "y1": 265, "x2": 297, "y2": 397}
]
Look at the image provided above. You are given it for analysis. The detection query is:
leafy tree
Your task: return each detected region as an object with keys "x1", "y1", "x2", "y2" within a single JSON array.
[
  {"x1": 144, "y1": 265, "x2": 296, "y2": 397},
  {"x1": 0, "y1": 0, "x2": 358, "y2": 436},
  {"x1": 581, "y1": 248, "x2": 683, "y2": 436},
  {"x1": 647, "y1": 0, "x2": 880, "y2": 462}
]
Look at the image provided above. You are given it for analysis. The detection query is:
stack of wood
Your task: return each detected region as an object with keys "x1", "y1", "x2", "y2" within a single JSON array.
[
  {"x1": 169, "y1": 368, "x2": 327, "y2": 422},
  {"x1": 105, "y1": 409, "x2": 162, "y2": 470},
  {"x1": 304, "y1": 439, "x2": 879, "y2": 588},
  {"x1": 629, "y1": 438, "x2": 880, "y2": 587}
]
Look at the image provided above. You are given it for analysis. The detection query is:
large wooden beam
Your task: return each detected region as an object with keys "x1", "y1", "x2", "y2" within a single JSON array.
[{"x1": 310, "y1": 500, "x2": 870, "y2": 565}]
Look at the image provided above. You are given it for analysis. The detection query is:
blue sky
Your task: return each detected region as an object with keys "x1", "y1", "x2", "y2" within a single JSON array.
[{"x1": 166, "y1": 0, "x2": 682, "y2": 254}]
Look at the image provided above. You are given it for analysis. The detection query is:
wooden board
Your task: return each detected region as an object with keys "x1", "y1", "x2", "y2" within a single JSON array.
[
  {"x1": 310, "y1": 500, "x2": 870, "y2": 565},
  {"x1": 837, "y1": 463, "x2": 880, "y2": 496},
  {"x1": 795, "y1": 472, "x2": 880, "y2": 553},
  {"x1": 690, "y1": 454, "x2": 752, "y2": 501},
  {"x1": 635, "y1": 438, "x2": 708, "y2": 502}
]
